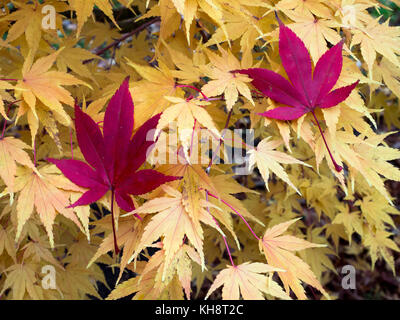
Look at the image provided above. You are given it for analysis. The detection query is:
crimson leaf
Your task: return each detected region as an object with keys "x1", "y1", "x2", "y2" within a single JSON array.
[
  {"x1": 48, "y1": 78, "x2": 180, "y2": 253},
  {"x1": 235, "y1": 16, "x2": 360, "y2": 172}
]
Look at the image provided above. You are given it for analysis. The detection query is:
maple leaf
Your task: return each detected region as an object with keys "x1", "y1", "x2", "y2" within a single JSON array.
[
  {"x1": 0, "y1": 262, "x2": 43, "y2": 300},
  {"x1": 351, "y1": 16, "x2": 400, "y2": 77},
  {"x1": 52, "y1": 37, "x2": 100, "y2": 81},
  {"x1": 48, "y1": 78, "x2": 180, "y2": 253},
  {"x1": 87, "y1": 216, "x2": 145, "y2": 284},
  {"x1": 22, "y1": 235, "x2": 64, "y2": 269},
  {"x1": 12, "y1": 166, "x2": 84, "y2": 248},
  {"x1": 332, "y1": 204, "x2": 363, "y2": 242},
  {"x1": 201, "y1": 46, "x2": 254, "y2": 111},
  {"x1": 281, "y1": 11, "x2": 343, "y2": 63},
  {"x1": 0, "y1": 1, "x2": 68, "y2": 54},
  {"x1": 205, "y1": 262, "x2": 289, "y2": 300},
  {"x1": 323, "y1": 131, "x2": 400, "y2": 203},
  {"x1": 235, "y1": 17, "x2": 359, "y2": 172},
  {"x1": 126, "y1": 185, "x2": 223, "y2": 280},
  {"x1": 363, "y1": 228, "x2": 400, "y2": 274},
  {"x1": 156, "y1": 96, "x2": 221, "y2": 160},
  {"x1": 171, "y1": 0, "x2": 199, "y2": 43},
  {"x1": 0, "y1": 224, "x2": 16, "y2": 261},
  {"x1": 108, "y1": 243, "x2": 201, "y2": 300},
  {"x1": 206, "y1": 6, "x2": 274, "y2": 52},
  {"x1": 248, "y1": 137, "x2": 311, "y2": 195},
  {"x1": 0, "y1": 137, "x2": 36, "y2": 192},
  {"x1": 15, "y1": 50, "x2": 88, "y2": 131},
  {"x1": 68, "y1": 0, "x2": 120, "y2": 36},
  {"x1": 160, "y1": 38, "x2": 203, "y2": 84},
  {"x1": 276, "y1": 0, "x2": 332, "y2": 19},
  {"x1": 356, "y1": 193, "x2": 400, "y2": 230},
  {"x1": 0, "y1": 81, "x2": 15, "y2": 119},
  {"x1": 373, "y1": 57, "x2": 400, "y2": 99},
  {"x1": 126, "y1": 58, "x2": 178, "y2": 122},
  {"x1": 259, "y1": 218, "x2": 329, "y2": 299}
]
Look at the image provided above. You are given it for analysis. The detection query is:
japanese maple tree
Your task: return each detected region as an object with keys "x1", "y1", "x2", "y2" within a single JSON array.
[{"x1": 0, "y1": 0, "x2": 399, "y2": 301}]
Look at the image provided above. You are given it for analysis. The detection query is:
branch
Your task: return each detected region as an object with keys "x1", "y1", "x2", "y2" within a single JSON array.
[{"x1": 83, "y1": 17, "x2": 161, "y2": 64}]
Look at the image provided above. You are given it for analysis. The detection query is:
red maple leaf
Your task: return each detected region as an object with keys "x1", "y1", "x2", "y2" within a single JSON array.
[
  {"x1": 235, "y1": 16, "x2": 359, "y2": 172},
  {"x1": 48, "y1": 78, "x2": 180, "y2": 253}
]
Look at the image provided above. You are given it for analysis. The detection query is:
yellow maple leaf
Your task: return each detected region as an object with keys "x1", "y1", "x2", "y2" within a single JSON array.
[
  {"x1": 248, "y1": 137, "x2": 311, "y2": 195},
  {"x1": 0, "y1": 81, "x2": 15, "y2": 119},
  {"x1": 0, "y1": 262, "x2": 43, "y2": 300},
  {"x1": 276, "y1": 0, "x2": 332, "y2": 19},
  {"x1": 373, "y1": 57, "x2": 400, "y2": 99},
  {"x1": 351, "y1": 16, "x2": 400, "y2": 77},
  {"x1": 201, "y1": 46, "x2": 254, "y2": 111},
  {"x1": 15, "y1": 50, "x2": 89, "y2": 130},
  {"x1": 68, "y1": 0, "x2": 120, "y2": 36},
  {"x1": 108, "y1": 243, "x2": 201, "y2": 300},
  {"x1": 0, "y1": 137, "x2": 36, "y2": 192},
  {"x1": 53, "y1": 37, "x2": 100, "y2": 80},
  {"x1": 12, "y1": 166, "x2": 84, "y2": 247},
  {"x1": 205, "y1": 262, "x2": 289, "y2": 300},
  {"x1": 206, "y1": 6, "x2": 274, "y2": 52},
  {"x1": 126, "y1": 185, "x2": 223, "y2": 279},
  {"x1": 356, "y1": 194, "x2": 400, "y2": 230},
  {"x1": 332, "y1": 204, "x2": 363, "y2": 241},
  {"x1": 127, "y1": 58, "x2": 179, "y2": 126},
  {"x1": 283, "y1": 10, "x2": 342, "y2": 63},
  {"x1": 321, "y1": 130, "x2": 400, "y2": 204},
  {"x1": 87, "y1": 216, "x2": 145, "y2": 284},
  {"x1": 0, "y1": 224, "x2": 16, "y2": 261},
  {"x1": 0, "y1": 1, "x2": 68, "y2": 54},
  {"x1": 259, "y1": 218, "x2": 329, "y2": 299},
  {"x1": 157, "y1": 96, "x2": 221, "y2": 159},
  {"x1": 363, "y1": 227, "x2": 400, "y2": 274}
]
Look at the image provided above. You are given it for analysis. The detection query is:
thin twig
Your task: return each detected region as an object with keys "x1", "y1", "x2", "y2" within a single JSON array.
[{"x1": 83, "y1": 17, "x2": 160, "y2": 64}]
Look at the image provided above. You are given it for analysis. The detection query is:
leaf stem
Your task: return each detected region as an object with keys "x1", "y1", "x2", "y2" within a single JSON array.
[
  {"x1": 33, "y1": 138, "x2": 37, "y2": 167},
  {"x1": 69, "y1": 127, "x2": 74, "y2": 159},
  {"x1": 189, "y1": 119, "x2": 197, "y2": 157},
  {"x1": 311, "y1": 111, "x2": 342, "y2": 173},
  {"x1": 176, "y1": 84, "x2": 209, "y2": 101},
  {"x1": 201, "y1": 108, "x2": 238, "y2": 267},
  {"x1": 0, "y1": 100, "x2": 20, "y2": 139},
  {"x1": 205, "y1": 191, "x2": 235, "y2": 267},
  {"x1": 206, "y1": 190, "x2": 260, "y2": 241},
  {"x1": 206, "y1": 109, "x2": 233, "y2": 173},
  {"x1": 0, "y1": 115, "x2": 7, "y2": 139},
  {"x1": 110, "y1": 189, "x2": 120, "y2": 255}
]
